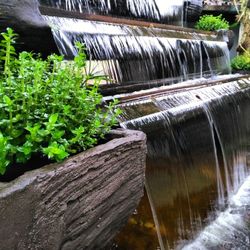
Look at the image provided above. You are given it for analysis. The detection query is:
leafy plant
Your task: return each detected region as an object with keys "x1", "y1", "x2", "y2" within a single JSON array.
[
  {"x1": 195, "y1": 14, "x2": 230, "y2": 31},
  {"x1": 231, "y1": 51, "x2": 250, "y2": 70},
  {"x1": 0, "y1": 28, "x2": 121, "y2": 175}
]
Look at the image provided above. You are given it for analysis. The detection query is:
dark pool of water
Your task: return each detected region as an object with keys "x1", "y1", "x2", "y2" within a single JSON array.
[
  {"x1": 114, "y1": 78, "x2": 250, "y2": 249},
  {"x1": 111, "y1": 152, "x2": 224, "y2": 250},
  {"x1": 111, "y1": 152, "x2": 250, "y2": 249}
]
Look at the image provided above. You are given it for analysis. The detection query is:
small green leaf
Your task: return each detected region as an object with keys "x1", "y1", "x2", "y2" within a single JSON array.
[
  {"x1": 49, "y1": 114, "x2": 58, "y2": 124},
  {"x1": 42, "y1": 142, "x2": 69, "y2": 161},
  {"x1": 17, "y1": 141, "x2": 33, "y2": 156},
  {"x1": 0, "y1": 133, "x2": 10, "y2": 174},
  {"x1": 3, "y1": 95, "x2": 12, "y2": 106},
  {"x1": 51, "y1": 130, "x2": 65, "y2": 140},
  {"x1": 10, "y1": 129, "x2": 23, "y2": 138},
  {"x1": 0, "y1": 160, "x2": 10, "y2": 175}
]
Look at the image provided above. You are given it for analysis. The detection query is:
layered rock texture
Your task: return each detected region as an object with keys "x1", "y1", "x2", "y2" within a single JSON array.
[{"x1": 0, "y1": 129, "x2": 147, "y2": 250}]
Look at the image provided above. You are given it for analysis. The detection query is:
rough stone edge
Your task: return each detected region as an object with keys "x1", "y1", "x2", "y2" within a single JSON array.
[
  {"x1": 0, "y1": 128, "x2": 146, "y2": 194},
  {"x1": 0, "y1": 128, "x2": 147, "y2": 250}
]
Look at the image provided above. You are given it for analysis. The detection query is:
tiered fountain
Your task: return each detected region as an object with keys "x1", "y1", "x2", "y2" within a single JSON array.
[{"x1": 1, "y1": 1, "x2": 250, "y2": 249}]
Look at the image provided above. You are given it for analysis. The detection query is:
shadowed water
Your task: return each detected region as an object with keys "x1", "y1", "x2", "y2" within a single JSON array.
[{"x1": 116, "y1": 77, "x2": 250, "y2": 249}]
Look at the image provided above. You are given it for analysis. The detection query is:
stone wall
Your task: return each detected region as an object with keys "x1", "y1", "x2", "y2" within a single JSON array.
[{"x1": 0, "y1": 129, "x2": 147, "y2": 250}]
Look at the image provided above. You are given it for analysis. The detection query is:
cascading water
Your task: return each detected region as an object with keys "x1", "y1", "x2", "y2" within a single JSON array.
[
  {"x1": 39, "y1": 0, "x2": 186, "y2": 25},
  {"x1": 38, "y1": 0, "x2": 227, "y2": 89},
  {"x1": 43, "y1": 15, "x2": 231, "y2": 84},
  {"x1": 116, "y1": 77, "x2": 250, "y2": 249}
]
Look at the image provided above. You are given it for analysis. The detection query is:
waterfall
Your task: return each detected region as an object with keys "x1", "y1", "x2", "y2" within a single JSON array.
[
  {"x1": 119, "y1": 77, "x2": 250, "y2": 249},
  {"x1": 43, "y1": 16, "x2": 231, "y2": 85},
  {"x1": 40, "y1": 0, "x2": 226, "y2": 88},
  {"x1": 39, "y1": 0, "x2": 185, "y2": 24}
]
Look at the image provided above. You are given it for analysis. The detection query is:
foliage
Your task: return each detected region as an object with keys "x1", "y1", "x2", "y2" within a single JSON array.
[
  {"x1": 0, "y1": 28, "x2": 121, "y2": 175},
  {"x1": 231, "y1": 52, "x2": 250, "y2": 70},
  {"x1": 195, "y1": 14, "x2": 230, "y2": 31}
]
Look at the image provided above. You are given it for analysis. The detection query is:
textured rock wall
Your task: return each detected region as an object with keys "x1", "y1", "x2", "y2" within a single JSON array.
[{"x1": 0, "y1": 129, "x2": 146, "y2": 250}]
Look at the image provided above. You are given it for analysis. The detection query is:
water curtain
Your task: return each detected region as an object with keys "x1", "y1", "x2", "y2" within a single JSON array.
[
  {"x1": 118, "y1": 77, "x2": 250, "y2": 249},
  {"x1": 42, "y1": 14, "x2": 231, "y2": 85},
  {"x1": 39, "y1": 0, "x2": 186, "y2": 24}
]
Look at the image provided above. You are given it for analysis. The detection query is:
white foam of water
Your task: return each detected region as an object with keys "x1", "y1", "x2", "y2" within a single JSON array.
[
  {"x1": 120, "y1": 80, "x2": 249, "y2": 126},
  {"x1": 183, "y1": 175, "x2": 250, "y2": 250},
  {"x1": 54, "y1": 0, "x2": 184, "y2": 20},
  {"x1": 64, "y1": 0, "x2": 113, "y2": 12},
  {"x1": 43, "y1": 16, "x2": 129, "y2": 35},
  {"x1": 126, "y1": 0, "x2": 184, "y2": 19}
]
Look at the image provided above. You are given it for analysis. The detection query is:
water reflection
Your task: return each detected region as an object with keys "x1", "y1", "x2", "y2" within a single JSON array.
[
  {"x1": 113, "y1": 151, "x2": 221, "y2": 249},
  {"x1": 112, "y1": 192, "x2": 159, "y2": 250}
]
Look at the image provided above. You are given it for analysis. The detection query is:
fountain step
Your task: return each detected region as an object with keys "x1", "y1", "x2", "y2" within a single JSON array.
[
  {"x1": 103, "y1": 75, "x2": 249, "y2": 101},
  {"x1": 39, "y1": 5, "x2": 208, "y2": 36}
]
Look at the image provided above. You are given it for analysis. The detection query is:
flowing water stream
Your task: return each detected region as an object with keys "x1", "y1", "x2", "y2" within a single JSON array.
[
  {"x1": 39, "y1": 0, "x2": 229, "y2": 86},
  {"x1": 115, "y1": 77, "x2": 250, "y2": 249},
  {"x1": 39, "y1": 0, "x2": 185, "y2": 24},
  {"x1": 43, "y1": 15, "x2": 230, "y2": 84}
]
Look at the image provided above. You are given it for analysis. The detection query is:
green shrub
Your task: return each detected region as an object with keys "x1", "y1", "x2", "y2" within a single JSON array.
[
  {"x1": 195, "y1": 14, "x2": 229, "y2": 31},
  {"x1": 231, "y1": 52, "x2": 250, "y2": 70},
  {"x1": 0, "y1": 28, "x2": 121, "y2": 175}
]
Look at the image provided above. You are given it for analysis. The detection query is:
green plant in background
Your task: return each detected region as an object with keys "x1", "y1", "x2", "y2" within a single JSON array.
[
  {"x1": 231, "y1": 51, "x2": 250, "y2": 70},
  {"x1": 195, "y1": 14, "x2": 230, "y2": 31},
  {"x1": 0, "y1": 28, "x2": 121, "y2": 175}
]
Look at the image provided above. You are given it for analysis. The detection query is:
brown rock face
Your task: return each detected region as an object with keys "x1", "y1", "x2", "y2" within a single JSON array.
[{"x1": 0, "y1": 129, "x2": 147, "y2": 250}]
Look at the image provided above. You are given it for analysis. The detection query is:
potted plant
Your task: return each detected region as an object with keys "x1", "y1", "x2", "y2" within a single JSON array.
[{"x1": 0, "y1": 28, "x2": 147, "y2": 249}]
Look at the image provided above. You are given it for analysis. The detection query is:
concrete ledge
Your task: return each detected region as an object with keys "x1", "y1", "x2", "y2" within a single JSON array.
[{"x1": 0, "y1": 129, "x2": 147, "y2": 250}]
